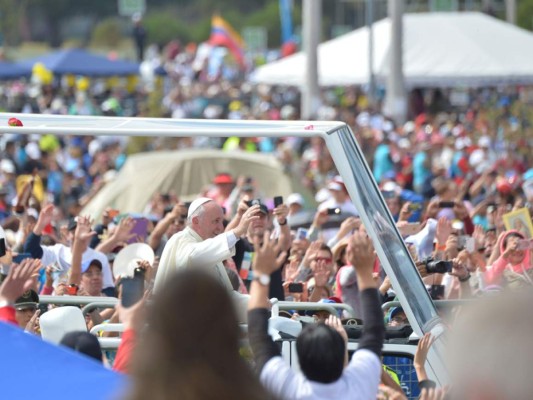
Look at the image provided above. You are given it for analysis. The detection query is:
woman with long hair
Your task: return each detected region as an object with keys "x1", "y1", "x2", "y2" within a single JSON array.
[{"x1": 121, "y1": 269, "x2": 274, "y2": 400}]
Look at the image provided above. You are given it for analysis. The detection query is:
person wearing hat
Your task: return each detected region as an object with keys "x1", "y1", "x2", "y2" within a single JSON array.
[
  {"x1": 231, "y1": 198, "x2": 291, "y2": 300},
  {"x1": 208, "y1": 172, "x2": 235, "y2": 209},
  {"x1": 23, "y1": 204, "x2": 115, "y2": 296},
  {"x1": 316, "y1": 176, "x2": 359, "y2": 242},
  {"x1": 14, "y1": 289, "x2": 40, "y2": 332},
  {"x1": 154, "y1": 197, "x2": 261, "y2": 293}
]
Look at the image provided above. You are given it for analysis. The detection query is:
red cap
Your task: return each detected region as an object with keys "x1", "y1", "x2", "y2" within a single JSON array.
[{"x1": 213, "y1": 173, "x2": 234, "y2": 185}]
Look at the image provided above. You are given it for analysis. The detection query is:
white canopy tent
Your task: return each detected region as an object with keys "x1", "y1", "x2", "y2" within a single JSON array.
[{"x1": 252, "y1": 12, "x2": 533, "y2": 88}]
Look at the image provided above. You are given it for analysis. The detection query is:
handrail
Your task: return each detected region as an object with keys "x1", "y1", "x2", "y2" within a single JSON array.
[
  {"x1": 270, "y1": 299, "x2": 356, "y2": 318},
  {"x1": 382, "y1": 299, "x2": 473, "y2": 312},
  {"x1": 82, "y1": 301, "x2": 119, "y2": 316},
  {"x1": 90, "y1": 323, "x2": 125, "y2": 335},
  {"x1": 39, "y1": 295, "x2": 118, "y2": 306}
]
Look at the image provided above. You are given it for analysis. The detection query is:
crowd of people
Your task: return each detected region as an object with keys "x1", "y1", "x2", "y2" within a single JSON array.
[{"x1": 0, "y1": 41, "x2": 532, "y2": 400}]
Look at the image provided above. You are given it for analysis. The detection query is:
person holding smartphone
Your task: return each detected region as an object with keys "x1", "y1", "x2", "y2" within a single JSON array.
[{"x1": 229, "y1": 197, "x2": 291, "y2": 300}]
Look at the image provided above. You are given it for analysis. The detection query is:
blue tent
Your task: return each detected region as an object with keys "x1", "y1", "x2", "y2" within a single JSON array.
[
  {"x1": 0, "y1": 322, "x2": 127, "y2": 400},
  {"x1": 20, "y1": 48, "x2": 139, "y2": 77},
  {"x1": 0, "y1": 61, "x2": 31, "y2": 80}
]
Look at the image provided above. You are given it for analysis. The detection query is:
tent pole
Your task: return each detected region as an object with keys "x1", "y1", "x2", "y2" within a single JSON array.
[
  {"x1": 506, "y1": 0, "x2": 516, "y2": 25},
  {"x1": 366, "y1": 0, "x2": 376, "y2": 107},
  {"x1": 301, "y1": 0, "x2": 322, "y2": 119},
  {"x1": 383, "y1": 0, "x2": 407, "y2": 124}
]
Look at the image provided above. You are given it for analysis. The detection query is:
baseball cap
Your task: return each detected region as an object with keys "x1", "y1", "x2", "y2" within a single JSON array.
[
  {"x1": 248, "y1": 199, "x2": 268, "y2": 215},
  {"x1": 15, "y1": 290, "x2": 39, "y2": 310},
  {"x1": 287, "y1": 193, "x2": 304, "y2": 206},
  {"x1": 81, "y1": 259, "x2": 103, "y2": 274},
  {"x1": 213, "y1": 173, "x2": 234, "y2": 185}
]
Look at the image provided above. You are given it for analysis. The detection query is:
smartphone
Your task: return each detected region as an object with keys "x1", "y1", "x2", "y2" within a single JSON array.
[
  {"x1": 296, "y1": 228, "x2": 308, "y2": 241},
  {"x1": 127, "y1": 217, "x2": 149, "y2": 244},
  {"x1": 67, "y1": 284, "x2": 79, "y2": 296},
  {"x1": 408, "y1": 203, "x2": 422, "y2": 212},
  {"x1": 438, "y1": 201, "x2": 455, "y2": 208},
  {"x1": 13, "y1": 253, "x2": 33, "y2": 264},
  {"x1": 274, "y1": 196, "x2": 284, "y2": 208},
  {"x1": 288, "y1": 283, "x2": 304, "y2": 293},
  {"x1": 121, "y1": 277, "x2": 144, "y2": 308},
  {"x1": 0, "y1": 238, "x2": 6, "y2": 258},
  {"x1": 517, "y1": 239, "x2": 533, "y2": 251},
  {"x1": 327, "y1": 207, "x2": 341, "y2": 215}
]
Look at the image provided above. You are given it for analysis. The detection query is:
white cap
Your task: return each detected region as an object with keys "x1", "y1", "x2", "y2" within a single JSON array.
[
  {"x1": 0, "y1": 159, "x2": 15, "y2": 174},
  {"x1": 287, "y1": 193, "x2": 304, "y2": 206},
  {"x1": 25, "y1": 142, "x2": 41, "y2": 160},
  {"x1": 187, "y1": 197, "x2": 213, "y2": 218}
]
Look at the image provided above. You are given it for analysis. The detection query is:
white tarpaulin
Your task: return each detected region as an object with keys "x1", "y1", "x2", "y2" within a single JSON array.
[
  {"x1": 81, "y1": 149, "x2": 315, "y2": 220},
  {"x1": 252, "y1": 12, "x2": 533, "y2": 87}
]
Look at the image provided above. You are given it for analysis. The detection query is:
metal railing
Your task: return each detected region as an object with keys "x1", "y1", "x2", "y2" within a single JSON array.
[
  {"x1": 271, "y1": 299, "x2": 356, "y2": 318},
  {"x1": 39, "y1": 295, "x2": 118, "y2": 306},
  {"x1": 382, "y1": 299, "x2": 472, "y2": 312}
]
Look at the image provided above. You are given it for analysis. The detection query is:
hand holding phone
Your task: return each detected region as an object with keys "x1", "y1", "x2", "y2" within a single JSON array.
[
  {"x1": 288, "y1": 283, "x2": 304, "y2": 293},
  {"x1": 121, "y1": 277, "x2": 144, "y2": 308}
]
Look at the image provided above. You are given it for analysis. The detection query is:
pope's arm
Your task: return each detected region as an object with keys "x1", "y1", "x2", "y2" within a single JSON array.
[{"x1": 185, "y1": 231, "x2": 238, "y2": 266}]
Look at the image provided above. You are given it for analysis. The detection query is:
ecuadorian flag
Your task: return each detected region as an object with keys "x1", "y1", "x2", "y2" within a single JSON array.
[{"x1": 209, "y1": 15, "x2": 246, "y2": 68}]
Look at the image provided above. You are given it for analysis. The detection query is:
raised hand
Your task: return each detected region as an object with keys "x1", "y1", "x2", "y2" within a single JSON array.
[
  {"x1": 233, "y1": 205, "x2": 261, "y2": 237},
  {"x1": 0, "y1": 258, "x2": 41, "y2": 303},
  {"x1": 252, "y1": 231, "x2": 284, "y2": 276},
  {"x1": 414, "y1": 333, "x2": 436, "y2": 382},
  {"x1": 74, "y1": 215, "x2": 96, "y2": 249},
  {"x1": 34, "y1": 204, "x2": 55, "y2": 235},
  {"x1": 325, "y1": 314, "x2": 347, "y2": 344},
  {"x1": 435, "y1": 217, "x2": 452, "y2": 246},
  {"x1": 111, "y1": 216, "x2": 137, "y2": 244}
]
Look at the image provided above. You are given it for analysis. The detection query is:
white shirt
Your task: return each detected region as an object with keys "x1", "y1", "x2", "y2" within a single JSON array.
[
  {"x1": 40, "y1": 244, "x2": 114, "y2": 289},
  {"x1": 260, "y1": 349, "x2": 381, "y2": 400}
]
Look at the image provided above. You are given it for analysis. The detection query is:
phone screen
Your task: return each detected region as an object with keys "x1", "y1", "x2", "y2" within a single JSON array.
[
  {"x1": 121, "y1": 277, "x2": 144, "y2": 308},
  {"x1": 288, "y1": 283, "x2": 304, "y2": 293},
  {"x1": 127, "y1": 218, "x2": 149, "y2": 244},
  {"x1": 296, "y1": 228, "x2": 308, "y2": 241},
  {"x1": 439, "y1": 201, "x2": 455, "y2": 208}
]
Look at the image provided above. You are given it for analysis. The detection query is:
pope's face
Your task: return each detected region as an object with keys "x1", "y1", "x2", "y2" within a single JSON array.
[{"x1": 195, "y1": 202, "x2": 225, "y2": 239}]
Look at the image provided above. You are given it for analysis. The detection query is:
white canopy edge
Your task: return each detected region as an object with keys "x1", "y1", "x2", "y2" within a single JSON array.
[{"x1": 0, "y1": 113, "x2": 345, "y2": 138}]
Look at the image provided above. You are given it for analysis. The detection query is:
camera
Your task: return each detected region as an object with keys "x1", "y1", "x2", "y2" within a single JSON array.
[{"x1": 423, "y1": 257, "x2": 453, "y2": 274}]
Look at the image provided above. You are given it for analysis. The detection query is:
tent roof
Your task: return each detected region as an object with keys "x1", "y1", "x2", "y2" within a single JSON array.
[
  {"x1": 0, "y1": 61, "x2": 31, "y2": 80},
  {"x1": 81, "y1": 149, "x2": 316, "y2": 220},
  {"x1": 20, "y1": 48, "x2": 139, "y2": 77},
  {"x1": 252, "y1": 12, "x2": 533, "y2": 87}
]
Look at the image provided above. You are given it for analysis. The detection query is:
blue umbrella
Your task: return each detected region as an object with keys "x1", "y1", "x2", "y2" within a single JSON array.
[
  {"x1": 0, "y1": 322, "x2": 128, "y2": 400},
  {"x1": 19, "y1": 48, "x2": 139, "y2": 77},
  {"x1": 0, "y1": 61, "x2": 31, "y2": 80}
]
